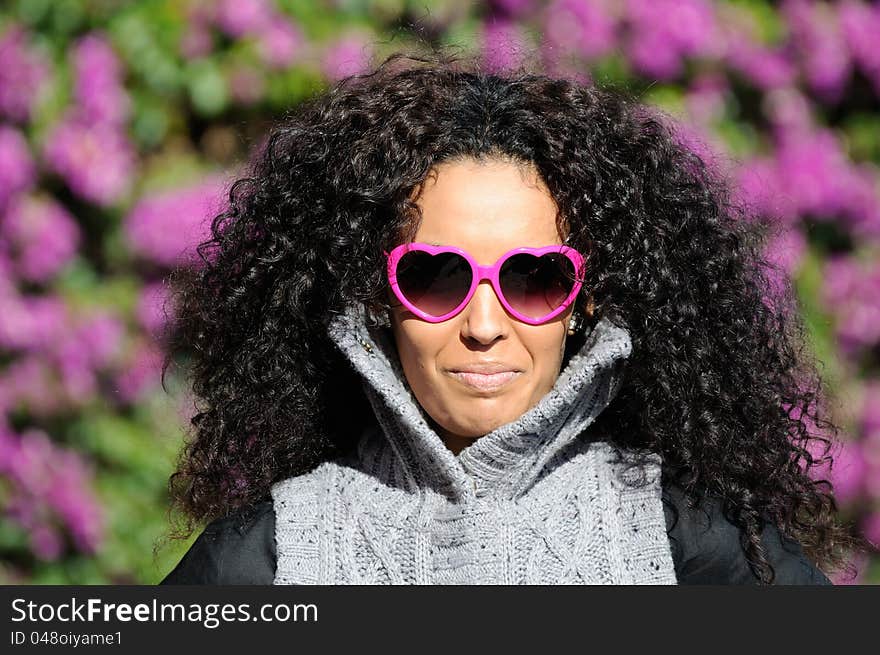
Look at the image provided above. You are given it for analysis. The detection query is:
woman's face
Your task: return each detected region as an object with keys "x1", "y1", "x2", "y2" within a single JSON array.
[{"x1": 389, "y1": 157, "x2": 574, "y2": 455}]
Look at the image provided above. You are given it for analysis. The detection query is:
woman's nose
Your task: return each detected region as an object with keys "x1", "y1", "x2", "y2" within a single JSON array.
[{"x1": 460, "y1": 280, "x2": 509, "y2": 344}]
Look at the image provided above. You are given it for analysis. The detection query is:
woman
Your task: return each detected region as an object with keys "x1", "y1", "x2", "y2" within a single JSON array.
[{"x1": 159, "y1": 51, "x2": 869, "y2": 585}]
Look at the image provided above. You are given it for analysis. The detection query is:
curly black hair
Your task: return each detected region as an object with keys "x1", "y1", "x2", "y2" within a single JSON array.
[{"x1": 160, "y1": 49, "x2": 872, "y2": 583}]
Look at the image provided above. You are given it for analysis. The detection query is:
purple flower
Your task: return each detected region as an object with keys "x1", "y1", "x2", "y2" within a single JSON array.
[
  {"x1": 228, "y1": 65, "x2": 266, "y2": 105},
  {"x1": 782, "y1": 0, "x2": 852, "y2": 103},
  {"x1": 717, "y1": 3, "x2": 797, "y2": 90},
  {"x1": 483, "y1": 19, "x2": 531, "y2": 74},
  {"x1": 726, "y1": 42, "x2": 798, "y2": 91},
  {"x1": 623, "y1": 0, "x2": 722, "y2": 79},
  {"x1": 763, "y1": 224, "x2": 807, "y2": 299},
  {"x1": 29, "y1": 524, "x2": 64, "y2": 560},
  {"x1": 0, "y1": 427, "x2": 104, "y2": 559},
  {"x1": 43, "y1": 444, "x2": 104, "y2": 553},
  {"x1": 53, "y1": 337, "x2": 98, "y2": 406},
  {"x1": 214, "y1": 0, "x2": 275, "y2": 38},
  {"x1": 836, "y1": 163, "x2": 880, "y2": 242},
  {"x1": 256, "y1": 18, "x2": 305, "y2": 69},
  {"x1": 733, "y1": 158, "x2": 796, "y2": 224},
  {"x1": 0, "y1": 292, "x2": 69, "y2": 353},
  {"x1": 72, "y1": 311, "x2": 125, "y2": 369},
  {"x1": 805, "y1": 436, "x2": 867, "y2": 506},
  {"x1": 0, "y1": 24, "x2": 51, "y2": 123},
  {"x1": 320, "y1": 33, "x2": 374, "y2": 82},
  {"x1": 180, "y1": 20, "x2": 214, "y2": 60},
  {"x1": 773, "y1": 127, "x2": 854, "y2": 220},
  {"x1": 112, "y1": 339, "x2": 164, "y2": 404},
  {"x1": 821, "y1": 256, "x2": 880, "y2": 357},
  {"x1": 72, "y1": 33, "x2": 131, "y2": 127},
  {"x1": 124, "y1": 176, "x2": 226, "y2": 267},
  {"x1": 840, "y1": 0, "x2": 880, "y2": 95},
  {"x1": 821, "y1": 254, "x2": 860, "y2": 309},
  {"x1": 0, "y1": 194, "x2": 81, "y2": 283},
  {"x1": 0, "y1": 126, "x2": 36, "y2": 210},
  {"x1": 0, "y1": 354, "x2": 62, "y2": 416},
  {"x1": 136, "y1": 281, "x2": 173, "y2": 337},
  {"x1": 684, "y1": 73, "x2": 728, "y2": 125},
  {"x1": 543, "y1": 0, "x2": 618, "y2": 62},
  {"x1": 762, "y1": 87, "x2": 814, "y2": 133},
  {"x1": 669, "y1": 121, "x2": 728, "y2": 177},
  {"x1": 34, "y1": 311, "x2": 121, "y2": 410},
  {"x1": 0, "y1": 297, "x2": 124, "y2": 413},
  {"x1": 42, "y1": 113, "x2": 136, "y2": 206}
]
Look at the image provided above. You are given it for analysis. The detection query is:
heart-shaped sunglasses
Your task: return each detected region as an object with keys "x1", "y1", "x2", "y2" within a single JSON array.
[{"x1": 384, "y1": 243, "x2": 586, "y2": 325}]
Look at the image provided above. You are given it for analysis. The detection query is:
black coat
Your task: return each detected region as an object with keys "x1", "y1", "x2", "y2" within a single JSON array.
[{"x1": 160, "y1": 478, "x2": 833, "y2": 585}]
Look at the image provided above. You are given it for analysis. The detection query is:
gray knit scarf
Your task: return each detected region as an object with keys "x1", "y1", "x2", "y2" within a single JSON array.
[{"x1": 270, "y1": 302, "x2": 677, "y2": 584}]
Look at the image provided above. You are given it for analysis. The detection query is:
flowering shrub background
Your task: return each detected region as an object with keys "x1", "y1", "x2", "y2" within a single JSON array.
[{"x1": 0, "y1": 0, "x2": 878, "y2": 584}]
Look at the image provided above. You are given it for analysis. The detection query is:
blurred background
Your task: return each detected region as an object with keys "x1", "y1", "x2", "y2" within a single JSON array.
[{"x1": 0, "y1": 0, "x2": 878, "y2": 584}]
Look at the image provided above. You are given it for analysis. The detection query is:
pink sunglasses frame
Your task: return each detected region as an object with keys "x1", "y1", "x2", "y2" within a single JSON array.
[{"x1": 383, "y1": 242, "x2": 586, "y2": 325}]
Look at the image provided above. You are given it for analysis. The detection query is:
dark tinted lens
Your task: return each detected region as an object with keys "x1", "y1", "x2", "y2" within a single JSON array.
[
  {"x1": 499, "y1": 253, "x2": 576, "y2": 319},
  {"x1": 396, "y1": 250, "x2": 473, "y2": 317}
]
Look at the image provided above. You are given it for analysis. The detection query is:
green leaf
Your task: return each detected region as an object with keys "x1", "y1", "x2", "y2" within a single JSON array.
[
  {"x1": 793, "y1": 245, "x2": 843, "y2": 391},
  {"x1": 187, "y1": 59, "x2": 229, "y2": 117}
]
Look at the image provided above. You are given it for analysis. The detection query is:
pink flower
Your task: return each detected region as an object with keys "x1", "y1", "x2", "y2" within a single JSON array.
[
  {"x1": 228, "y1": 65, "x2": 266, "y2": 105},
  {"x1": 782, "y1": 0, "x2": 852, "y2": 103},
  {"x1": 72, "y1": 33, "x2": 131, "y2": 127},
  {"x1": 0, "y1": 126, "x2": 36, "y2": 210},
  {"x1": 320, "y1": 33, "x2": 374, "y2": 82},
  {"x1": 137, "y1": 281, "x2": 173, "y2": 338},
  {"x1": 733, "y1": 158, "x2": 795, "y2": 224},
  {"x1": 180, "y1": 21, "x2": 214, "y2": 60},
  {"x1": 42, "y1": 114, "x2": 136, "y2": 206},
  {"x1": 773, "y1": 127, "x2": 856, "y2": 220},
  {"x1": 112, "y1": 339, "x2": 164, "y2": 404},
  {"x1": 821, "y1": 256, "x2": 880, "y2": 357},
  {"x1": 124, "y1": 176, "x2": 226, "y2": 267},
  {"x1": 805, "y1": 437, "x2": 867, "y2": 506},
  {"x1": 256, "y1": 19, "x2": 305, "y2": 69},
  {"x1": 0, "y1": 292, "x2": 70, "y2": 352},
  {"x1": 482, "y1": 19, "x2": 532, "y2": 74},
  {"x1": 821, "y1": 254, "x2": 860, "y2": 308},
  {"x1": 0, "y1": 24, "x2": 51, "y2": 123},
  {"x1": 0, "y1": 195, "x2": 81, "y2": 283},
  {"x1": 669, "y1": 121, "x2": 728, "y2": 177},
  {"x1": 763, "y1": 224, "x2": 807, "y2": 300},
  {"x1": 762, "y1": 87, "x2": 814, "y2": 133},
  {"x1": 0, "y1": 427, "x2": 104, "y2": 559},
  {"x1": 543, "y1": 0, "x2": 618, "y2": 62},
  {"x1": 73, "y1": 311, "x2": 126, "y2": 369},
  {"x1": 840, "y1": 0, "x2": 880, "y2": 94},
  {"x1": 684, "y1": 73, "x2": 728, "y2": 125},
  {"x1": 215, "y1": 0, "x2": 274, "y2": 38},
  {"x1": 29, "y1": 524, "x2": 64, "y2": 560},
  {"x1": 0, "y1": 354, "x2": 62, "y2": 416},
  {"x1": 623, "y1": 0, "x2": 722, "y2": 79},
  {"x1": 726, "y1": 42, "x2": 798, "y2": 91},
  {"x1": 54, "y1": 338, "x2": 98, "y2": 406},
  {"x1": 836, "y1": 164, "x2": 880, "y2": 242}
]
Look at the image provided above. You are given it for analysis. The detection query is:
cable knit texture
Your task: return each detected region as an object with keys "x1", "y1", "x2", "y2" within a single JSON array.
[{"x1": 271, "y1": 302, "x2": 677, "y2": 584}]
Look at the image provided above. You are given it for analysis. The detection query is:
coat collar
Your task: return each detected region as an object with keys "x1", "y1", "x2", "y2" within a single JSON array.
[{"x1": 326, "y1": 302, "x2": 633, "y2": 502}]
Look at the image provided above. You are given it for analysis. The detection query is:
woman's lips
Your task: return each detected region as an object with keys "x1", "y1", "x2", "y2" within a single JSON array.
[{"x1": 447, "y1": 370, "x2": 521, "y2": 392}]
